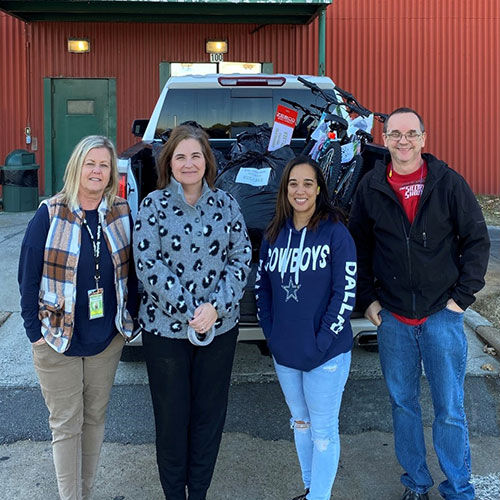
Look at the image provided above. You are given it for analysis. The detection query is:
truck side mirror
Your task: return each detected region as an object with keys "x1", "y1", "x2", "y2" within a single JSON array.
[{"x1": 131, "y1": 119, "x2": 149, "y2": 138}]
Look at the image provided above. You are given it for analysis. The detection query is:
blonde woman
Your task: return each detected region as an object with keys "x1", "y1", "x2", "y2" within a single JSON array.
[{"x1": 18, "y1": 135, "x2": 137, "y2": 499}]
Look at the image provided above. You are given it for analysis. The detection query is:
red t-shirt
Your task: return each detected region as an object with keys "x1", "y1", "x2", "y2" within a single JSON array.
[{"x1": 386, "y1": 161, "x2": 428, "y2": 325}]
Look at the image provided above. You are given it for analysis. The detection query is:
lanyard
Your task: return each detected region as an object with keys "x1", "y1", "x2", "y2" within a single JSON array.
[{"x1": 82, "y1": 217, "x2": 102, "y2": 289}]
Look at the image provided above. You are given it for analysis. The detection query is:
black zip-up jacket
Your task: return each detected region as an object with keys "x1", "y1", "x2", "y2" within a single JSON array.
[{"x1": 348, "y1": 153, "x2": 490, "y2": 319}]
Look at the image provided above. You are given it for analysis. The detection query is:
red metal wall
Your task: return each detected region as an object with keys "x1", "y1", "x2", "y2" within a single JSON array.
[
  {"x1": 1, "y1": 0, "x2": 498, "y2": 195},
  {"x1": 0, "y1": 12, "x2": 28, "y2": 186},
  {"x1": 327, "y1": 0, "x2": 500, "y2": 194}
]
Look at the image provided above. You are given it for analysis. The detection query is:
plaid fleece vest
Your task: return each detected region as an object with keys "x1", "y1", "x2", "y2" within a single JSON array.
[{"x1": 39, "y1": 194, "x2": 134, "y2": 353}]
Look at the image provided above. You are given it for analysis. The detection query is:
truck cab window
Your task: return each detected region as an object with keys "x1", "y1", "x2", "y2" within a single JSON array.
[{"x1": 156, "y1": 89, "x2": 231, "y2": 138}]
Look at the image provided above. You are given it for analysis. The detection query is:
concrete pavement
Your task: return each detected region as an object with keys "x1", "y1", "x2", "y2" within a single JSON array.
[{"x1": 0, "y1": 210, "x2": 499, "y2": 499}]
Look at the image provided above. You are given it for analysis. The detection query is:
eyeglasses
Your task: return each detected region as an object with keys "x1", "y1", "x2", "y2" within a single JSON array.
[{"x1": 384, "y1": 130, "x2": 423, "y2": 142}]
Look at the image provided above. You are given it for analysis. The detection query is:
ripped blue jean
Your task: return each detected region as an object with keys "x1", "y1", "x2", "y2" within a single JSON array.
[{"x1": 274, "y1": 351, "x2": 351, "y2": 500}]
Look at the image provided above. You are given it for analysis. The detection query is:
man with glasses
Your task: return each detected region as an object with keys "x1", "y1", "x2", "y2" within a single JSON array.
[{"x1": 349, "y1": 108, "x2": 489, "y2": 500}]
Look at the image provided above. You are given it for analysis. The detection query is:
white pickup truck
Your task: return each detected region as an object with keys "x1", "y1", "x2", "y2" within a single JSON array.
[{"x1": 118, "y1": 74, "x2": 386, "y2": 348}]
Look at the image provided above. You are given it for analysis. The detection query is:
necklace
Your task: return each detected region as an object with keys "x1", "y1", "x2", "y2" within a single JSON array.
[{"x1": 389, "y1": 160, "x2": 424, "y2": 180}]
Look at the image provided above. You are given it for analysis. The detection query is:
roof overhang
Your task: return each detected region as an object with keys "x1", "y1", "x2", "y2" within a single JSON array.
[{"x1": 0, "y1": 0, "x2": 332, "y2": 25}]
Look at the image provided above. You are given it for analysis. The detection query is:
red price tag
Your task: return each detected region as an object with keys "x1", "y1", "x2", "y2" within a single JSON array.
[
  {"x1": 274, "y1": 105, "x2": 299, "y2": 127},
  {"x1": 268, "y1": 105, "x2": 299, "y2": 151}
]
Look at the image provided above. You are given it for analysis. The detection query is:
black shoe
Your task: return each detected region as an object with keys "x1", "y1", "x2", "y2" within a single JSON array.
[
  {"x1": 401, "y1": 487, "x2": 429, "y2": 500},
  {"x1": 291, "y1": 488, "x2": 309, "y2": 500}
]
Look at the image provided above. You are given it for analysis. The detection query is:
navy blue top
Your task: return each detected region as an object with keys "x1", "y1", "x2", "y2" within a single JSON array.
[
  {"x1": 256, "y1": 218, "x2": 357, "y2": 371},
  {"x1": 18, "y1": 204, "x2": 137, "y2": 356}
]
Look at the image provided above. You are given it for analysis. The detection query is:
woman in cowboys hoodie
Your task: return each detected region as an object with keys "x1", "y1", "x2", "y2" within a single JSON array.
[{"x1": 256, "y1": 156, "x2": 357, "y2": 500}]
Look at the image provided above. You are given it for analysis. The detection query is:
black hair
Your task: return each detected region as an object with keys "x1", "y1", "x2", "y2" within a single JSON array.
[
  {"x1": 265, "y1": 155, "x2": 344, "y2": 243},
  {"x1": 383, "y1": 107, "x2": 425, "y2": 133}
]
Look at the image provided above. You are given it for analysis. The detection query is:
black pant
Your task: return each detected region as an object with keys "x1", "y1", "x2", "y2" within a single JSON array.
[{"x1": 143, "y1": 325, "x2": 238, "y2": 500}]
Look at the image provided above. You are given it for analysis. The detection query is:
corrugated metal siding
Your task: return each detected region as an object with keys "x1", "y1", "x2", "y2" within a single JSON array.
[
  {"x1": 325, "y1": 0, "x2": 500, "y2": 194},
  {"x1": 1, "y1": 1, "x2": 498, "y2": 195},
  {"x1": 25, "y1": 21, "x2": 318, "y2": 194},
  {"x1": 0, "y1": 13, "x2": 28, "y2": 183}
]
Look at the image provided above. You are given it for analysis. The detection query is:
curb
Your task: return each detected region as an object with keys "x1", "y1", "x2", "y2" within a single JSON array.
[
  {"x1": 465, "y1": 308, "x2": 492, "y2": 330},
  {"x1": 0, "y1": 311, "x2": 11, "y2": 328},
  {"x1": 465, "y1": 308, "x2": 500, "y2": 356}
]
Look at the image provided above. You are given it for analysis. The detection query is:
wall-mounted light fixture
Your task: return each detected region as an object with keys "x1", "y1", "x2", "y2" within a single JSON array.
[
  {"x1": 67, "y1": 38, "x2": 90, "y2": 53},
  {"x1": 205, "y1": 40, "x2": 228, "y2": 54}
]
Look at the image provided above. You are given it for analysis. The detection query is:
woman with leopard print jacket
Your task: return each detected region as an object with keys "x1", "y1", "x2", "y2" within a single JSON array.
[{"x1": 134, "y1": 124, "x2": 251, "y2": 500}]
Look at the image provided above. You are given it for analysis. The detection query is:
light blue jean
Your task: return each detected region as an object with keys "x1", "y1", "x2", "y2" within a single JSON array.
[
  {"x1": 274, "y1": 351, "x2": 351, "y2": 500},
  {"x1": 377, "y1": 307, "x2": 474, "y2": 500}
]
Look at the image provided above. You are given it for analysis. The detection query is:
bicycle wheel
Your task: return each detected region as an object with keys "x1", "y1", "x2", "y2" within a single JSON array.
[
  {"x1": 318, "y1": 142, "x2": 342, "y2": 194},
  {"x1": 336, "y1": 155, "x2": 364, "y2": 211}
]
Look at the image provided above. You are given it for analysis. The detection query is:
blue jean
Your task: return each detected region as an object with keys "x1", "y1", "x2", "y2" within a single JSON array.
[
  {"x1": 274, "y1": 351, "x2": 351, "y2": 500},
  {"x1": 377, "y1": 307, "x2": 474, "y2": 499}
]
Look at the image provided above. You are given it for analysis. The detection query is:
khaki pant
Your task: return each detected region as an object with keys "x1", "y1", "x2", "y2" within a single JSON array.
[{"x1": 33, "y1": 333, "x2": 125, "y2": 500}]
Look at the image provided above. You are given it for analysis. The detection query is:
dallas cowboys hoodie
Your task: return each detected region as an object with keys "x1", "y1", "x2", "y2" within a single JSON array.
[{"x1": 255, "y1": 217, "x2": 357, "y2": 371}]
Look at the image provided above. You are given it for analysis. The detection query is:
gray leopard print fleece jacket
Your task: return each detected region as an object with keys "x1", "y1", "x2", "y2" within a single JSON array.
[{"x1": 134, "y1": 178, "x2": 251, "y2": 339}]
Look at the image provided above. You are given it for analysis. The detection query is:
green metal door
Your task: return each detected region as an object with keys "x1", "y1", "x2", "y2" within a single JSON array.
[{"x1": 45, "y1": 78, "x2": 116, "y2": 195}]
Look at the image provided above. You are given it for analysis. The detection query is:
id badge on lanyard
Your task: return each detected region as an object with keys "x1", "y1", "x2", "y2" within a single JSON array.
[
  {"x1": 88, "y1": 288, "x2": 104, "y2": 319},
  {"x1": 83, "y1": 217, "x2": 105, "y2": 320}
]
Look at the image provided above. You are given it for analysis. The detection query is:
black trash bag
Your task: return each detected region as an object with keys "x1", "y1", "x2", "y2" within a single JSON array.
[
  {"x1": 229, "y1": 124, "x2": 272, "y2": 159},
  {"x1": 152, "y1": 142, "x2": 163, "y2": 162},
  {"x1": 1, "y1": 167, "x2": 38, "y2": 187},
  {"x1": 212, "y1": 148, "x2": 228, "y2": 174},
  {"x1": 160, "y1": 120, "x2": 204, "y2": 142},
  {"x1": 215, "y1": 146, "x2": 295, "y2": 255}
]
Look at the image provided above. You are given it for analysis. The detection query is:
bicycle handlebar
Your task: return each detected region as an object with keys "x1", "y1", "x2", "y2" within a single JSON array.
[
  {"x1": 343, "y1": 101, "x2": 371, "y2": 118},
  {"x1": 297, "y1": 77, "x2": 338, "y2": 105},
  {"x1": 280, "y1": 98, "x2": 302, "y2": 108},
  {"x1": 324, "y1": 113, "x2": 349, "y2": 130},
  {"x1": 373, "y1": 112, "x2": 388, "y2": 123},
  {"x1": 355, "y1": 129, "x2": 374, "y2": 143},
  {"x1": 297, "y1": 76, "x2": 317, "y2": 90},
  {"x1": 280, "y1": 98, "x2": 320, "y2": 119},
  {"x1": 334, "y1": 85, "x2": 391, "y2": 122},
  {"x1": 311, "y1": 103, "x2": 328, "y2": 112},
  {"x1": 298, "y1": 77, "x2": 372, "y2": 118},
  {"x1": 332, "y1": 84, "x2": 353, "y2": 101},
  {"x1": 333, "y1": 85, "x2": 373, "y2": 118}
]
